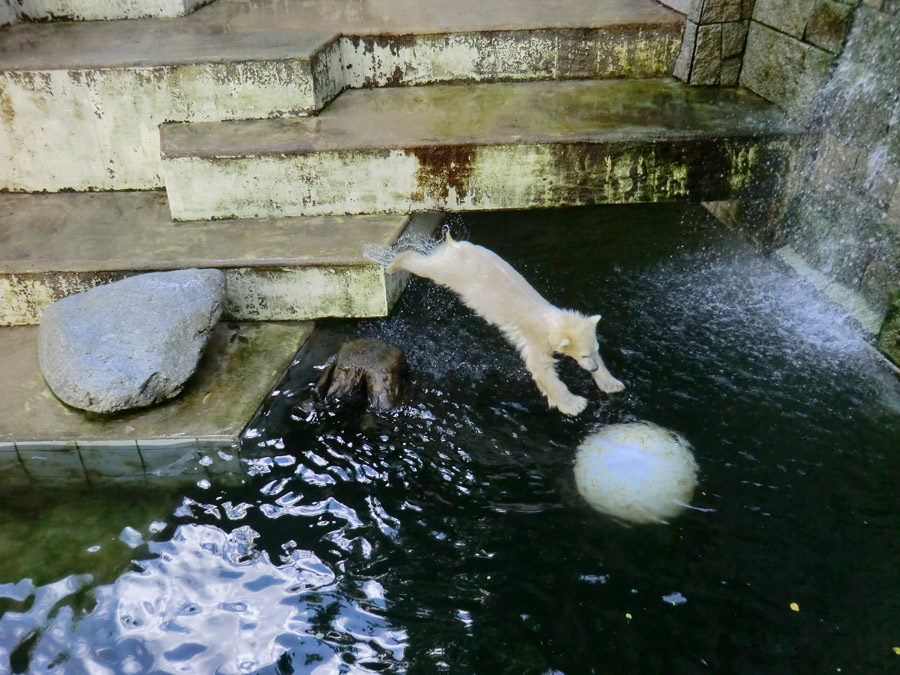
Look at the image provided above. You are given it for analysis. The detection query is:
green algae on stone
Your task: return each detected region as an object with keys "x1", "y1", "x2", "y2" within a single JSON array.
[
  {"x1": 0, "y1": 487, "x2": 178, "y2": 588},
  {"x1": 877, "y1": 291, "x2": 900, "y2": 367},
  {"x1": 161, "y1": 79, "x2": 805, "y2": 219}
]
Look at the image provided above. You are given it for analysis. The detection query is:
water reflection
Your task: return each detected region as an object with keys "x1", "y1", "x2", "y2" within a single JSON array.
[{"x1": 0, "y1": 524, "x2": 406, "y2": 673}]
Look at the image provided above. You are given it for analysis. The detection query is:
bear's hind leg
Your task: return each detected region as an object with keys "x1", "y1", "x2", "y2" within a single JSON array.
[{"x1": 386, "y1": 250, "x2": 425, "y2": 275}]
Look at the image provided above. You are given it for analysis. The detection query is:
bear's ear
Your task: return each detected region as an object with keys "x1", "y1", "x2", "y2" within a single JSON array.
[{"x1": 590, "y1": 314, "x2": 602, "y2": 326}]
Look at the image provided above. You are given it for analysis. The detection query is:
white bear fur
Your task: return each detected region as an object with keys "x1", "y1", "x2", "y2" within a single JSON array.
[{"x1": 386, "y1": 232, "x2": 624, "y2": 415}]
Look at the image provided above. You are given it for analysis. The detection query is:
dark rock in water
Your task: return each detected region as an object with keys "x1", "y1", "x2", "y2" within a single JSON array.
[
  {"x1": 878, "y1": 291, "x2": 900, "y2": 368},
  {"x1": 317, "y1": 338, "x2": 408, "y2": 411},
  {"x1": 38, "y1": 269, "x2": 226, "y2": 413}
]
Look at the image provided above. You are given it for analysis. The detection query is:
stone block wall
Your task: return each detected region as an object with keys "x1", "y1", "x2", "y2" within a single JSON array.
[
  {"x1": 740, "y1": 0, "x2": 855, "y2": 122},
  {"x1": 711, "y1": 0, "x2": 900, "y2": 360},
  {"x1": 782, "y1": 5, "x2": 900, "y2": 319},
  {"x1": 667, "y1": 0, "x2": 857, "y2": 93},
  {"x1": 666, "y1": 0, "x2": 756, "y2": 85}
]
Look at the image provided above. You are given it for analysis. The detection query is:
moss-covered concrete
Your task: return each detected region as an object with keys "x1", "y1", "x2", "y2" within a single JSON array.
[
  {"x1": 878, "y1": 291, "x2": 900, "y2": 366},
  {"x1": 0, "y1": 488, "x2": 178, "y2": 589},
  {"x1": 162, "y1": 79, "x2": 806, "y2": 219},
  {"x1": 0, "y1": 321, "x2": 311, "y2": 486}
]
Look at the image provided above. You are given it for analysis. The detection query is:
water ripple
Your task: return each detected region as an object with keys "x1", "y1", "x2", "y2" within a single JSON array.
[{"x1": 0, "y1": 525, "x2": 406, "y2": 673}]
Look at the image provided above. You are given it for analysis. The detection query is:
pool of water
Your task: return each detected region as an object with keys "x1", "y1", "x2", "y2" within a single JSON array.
[{"x1": 2, "y1": 204, "x2": 899, "y2": 673}]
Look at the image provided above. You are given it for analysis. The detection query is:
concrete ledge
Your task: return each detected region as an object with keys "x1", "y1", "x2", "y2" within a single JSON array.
[
  {"x1": 0, "y1": 56, "x2": 331, "y2": 191},
  {"x1": 337, "y1": 26, "x2": 681, "y2": 88},
  {"x1": 161, "y1": 79, "x2": 807, "y2": 219},
  {"x1": 0, "y1": 191, "x2": 443, "y2": 325},
  {"x1": 0, "y1": 321, "x2": 310, "y2": 487}
]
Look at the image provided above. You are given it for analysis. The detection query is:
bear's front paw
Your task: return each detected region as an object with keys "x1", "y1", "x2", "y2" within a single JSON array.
[
  {"x1": 554, "y1": 394, "x2": 588, "y2": 416},
  {"x1": 593, "y1": 372, "x2": 625, "y2": 394}
]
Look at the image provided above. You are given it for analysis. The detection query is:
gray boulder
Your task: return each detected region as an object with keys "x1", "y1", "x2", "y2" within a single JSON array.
[{"x1": 39, "y1": 269, "x2": 226, "y2": 413}]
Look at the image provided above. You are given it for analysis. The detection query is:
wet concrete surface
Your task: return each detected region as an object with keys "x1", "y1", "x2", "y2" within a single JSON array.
[
  {"x1": 0, "y1": 191, "x2": 414, "y2": 273},
  {"x1": 162, "y1": 79, "x2": 805, "y2": 157},
  {"x1": 160, "y1": 79, "x2": 807, "y2": 219},
  {"x1": 0, "y1": 191, "x2": 436, "y2": 325}
]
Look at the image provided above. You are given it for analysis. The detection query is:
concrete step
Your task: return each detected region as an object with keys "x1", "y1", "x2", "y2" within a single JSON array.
[
  {"x1": 3, "y1": 0, "x2": 208, "y2": 22},
  {"x1": 161, "y1": 78, "x2": 807, "y2": 220},
  {"x1": 0, "y1": 0, "x2": 681, "y2": 191},
  {"x1": 0, "y1": 191, "x2": 442, "y2": 326},
  {"x1": 0, "y1": 320, "x2": 309, "y2": 488}
]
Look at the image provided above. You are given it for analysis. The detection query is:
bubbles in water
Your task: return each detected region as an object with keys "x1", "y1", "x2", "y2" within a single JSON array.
[{"x1": 662, "y1": 591, "x2": 688, "y2": 605}]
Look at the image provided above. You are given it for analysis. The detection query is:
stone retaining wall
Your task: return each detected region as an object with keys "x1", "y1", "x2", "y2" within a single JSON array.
[
  {"x1": 707, "y1": 0, "x2": 900, "y2": 360},
  {"x1": 740, "y1": 0, "x2": 855, "y2": 121},
  {"x1": 667, "y1": 0, "x2": 857, "y2": 93},
  {"x1": 780, "y1": 3, "x2": 900, "y2": 361},
  {"x1": 667, "y1": 0, "x2": 756, "y2": 85}
]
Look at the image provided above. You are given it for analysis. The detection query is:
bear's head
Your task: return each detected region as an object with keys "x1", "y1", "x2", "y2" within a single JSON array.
[{"x1": 554, "y1": 312, "x2": 604, "y2": 372}]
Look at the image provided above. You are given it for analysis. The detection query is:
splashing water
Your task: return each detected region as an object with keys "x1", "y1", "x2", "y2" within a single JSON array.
[{"x1": 362, "y1": 222, "x2": 451, "y2": 268}]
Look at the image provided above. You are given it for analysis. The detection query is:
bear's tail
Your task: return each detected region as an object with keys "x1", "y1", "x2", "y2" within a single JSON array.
[{"x1": 441, "y1": 223, "x2": 458, "y2": 246}]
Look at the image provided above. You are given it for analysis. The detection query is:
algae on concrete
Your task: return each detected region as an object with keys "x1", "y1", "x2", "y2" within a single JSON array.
[
  {"x1": 161, "y1": 79, "x2": 805, "y2": 220},
  {"x1": 0, "y1": 487, "x2": 179, "y2": 588},
  {"x1": 878, "y1": 291, "x2": 900, "y2": 366}
]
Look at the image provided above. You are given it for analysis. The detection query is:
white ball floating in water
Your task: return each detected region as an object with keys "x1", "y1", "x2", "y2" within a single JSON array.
[{"x1": 574, "y1": 422, "x2": 699, "y2": 525}]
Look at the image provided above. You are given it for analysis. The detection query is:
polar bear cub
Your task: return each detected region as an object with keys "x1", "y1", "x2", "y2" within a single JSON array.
[{"x1": 386, "y1": 232, "x2": 624, "y2": 416}]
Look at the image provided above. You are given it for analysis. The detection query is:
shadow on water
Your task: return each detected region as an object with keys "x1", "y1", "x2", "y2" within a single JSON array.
[{"x1": 1, "y1": 204, "x2": 899, "y2": 673}]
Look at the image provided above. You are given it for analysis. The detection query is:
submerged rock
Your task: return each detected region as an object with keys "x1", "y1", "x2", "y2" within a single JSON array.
[
  {"x1": 574, "y1": 422, "x2": 699, "y2": 525},
  {"x1": 316, "y1": 338, "x2": 408, "y2": 411},
  {"x1": 38, "y1": 269, "x2": 226, "y2": 413}
]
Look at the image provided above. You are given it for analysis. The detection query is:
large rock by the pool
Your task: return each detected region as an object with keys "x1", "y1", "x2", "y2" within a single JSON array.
[
  {"x1": 38, "y1": 269, "x2": 226, "y2": 413},
  {"x1": 574, "y1": 422, "x2": 698, "y2": 524}
]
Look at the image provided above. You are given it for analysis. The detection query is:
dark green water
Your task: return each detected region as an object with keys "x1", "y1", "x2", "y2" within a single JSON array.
[{"x1": 1, "y1": 204, "x2": 899, "y2": 674}]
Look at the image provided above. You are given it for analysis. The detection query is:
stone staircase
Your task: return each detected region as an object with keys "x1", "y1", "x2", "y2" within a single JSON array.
[
  {"x1": 0, "y1": 0, "x2": 806, "y2": 483},
  {"x1": 1, "y1": 0, "x2": 682, "y2": 193}
]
